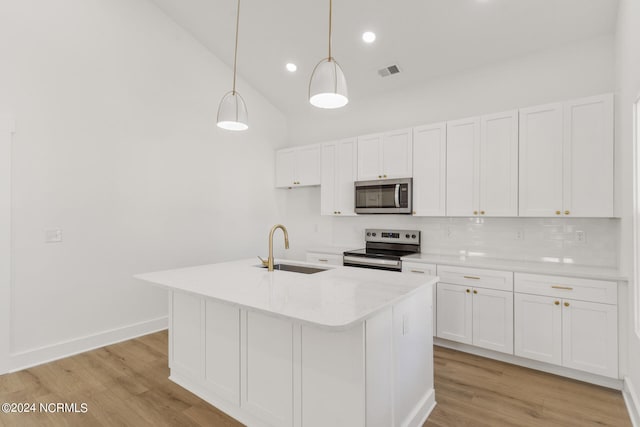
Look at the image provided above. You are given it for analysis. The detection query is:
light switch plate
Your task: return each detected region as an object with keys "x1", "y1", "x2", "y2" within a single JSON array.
[{"x1": 45, "y1": 228, "x2": 62, "y2": 243}]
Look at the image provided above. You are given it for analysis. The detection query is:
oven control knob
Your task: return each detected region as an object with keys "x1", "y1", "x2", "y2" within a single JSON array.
[
  {"x1": 366, "y1": 232, "x2": 371, "y2": 236},
  {"x1": 405, "y1": 234, "x2": 410, "y2": 238},
  {"x1": 372, "y1": 232, "x2": 377, "y2": 237},
  {"x1": 411, "y1": 234, "x2": 416, "y2": 239}
]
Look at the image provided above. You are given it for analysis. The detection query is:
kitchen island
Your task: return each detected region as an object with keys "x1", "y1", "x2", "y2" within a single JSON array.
[{"x1": 135, "y1": 259, "x2": 437, "y2": 427}]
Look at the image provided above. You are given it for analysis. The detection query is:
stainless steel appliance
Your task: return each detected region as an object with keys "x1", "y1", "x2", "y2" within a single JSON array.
[
  {"x1": 354, "y1": 178, "x2": 412, "y2": 214},
  {"x1": 343, "y1": 228, "x2": 420, "y2": 271}
]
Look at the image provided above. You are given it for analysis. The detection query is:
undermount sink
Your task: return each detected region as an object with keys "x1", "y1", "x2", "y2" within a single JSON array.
[{"x1": 257, "y1": 263, "x2": 328, "y2": 274}]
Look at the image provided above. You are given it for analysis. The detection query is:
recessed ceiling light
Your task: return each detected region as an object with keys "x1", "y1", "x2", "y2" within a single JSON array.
[
  {"x1": 286, "y1": 63, "x2": 297, "y2": 72},
  {"x1": 362, "y1": 31, "x2": 376, "y2": 43}
]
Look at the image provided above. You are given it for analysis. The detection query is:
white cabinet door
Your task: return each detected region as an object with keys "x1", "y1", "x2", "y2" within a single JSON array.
[
  {"x1": 320, "y1": 142, "x2": 337, "y2": 215},
  {"x1": 436, "y1": 282, "x2": 472, "y2": 344},
  {"x1": 480, "y1": 111, "x2": 518, "y2": 217},
  {"x1": 171, "y1": 291, "x2": 204, "y2": 378},
  {"x1": 336, "y1": 138, "x2": 357, "y2": 215},
  {"x1": 205, "y1": 299, "x2": 240, "y2": 404},
  {"x1": 514, "y1": 293, "x2": 562, "y2": 365},
  {"x1": 519, "y1": 103, "x2": 564, "y2": 217},
  {"x1": 472, "y1": 287, "x2": 513, "y2": 354},
  {"x1": 412, "y1": 123, "x2": 446, "y2": 216},
  {"x1": 275, "y1": 148, "x2": 296, "y2": 188},
  {"x1": 357, "y1": 133, "x2": 383, "y2": 180},
  {"x1": 563, "y1": 94, "x2": 614, "y2": 217},
  {"x1": 446, "y1": 117, "x2": 480, "y2": 217},
  {"x1": 243, "y1": 311, "x2": 293, "y2": 427},
  {"x1": 382, "y1": 129, "x2": 413, "y2": 179},
  {"x1": 562, "y1": 299, "x2": 618, "y2": 378},
  {"x1": 296, "y1": 144, "x2": 321, "y2": 186},
  {"x1": 402, "y1": 262, "x2": 437, "y2": 336}
]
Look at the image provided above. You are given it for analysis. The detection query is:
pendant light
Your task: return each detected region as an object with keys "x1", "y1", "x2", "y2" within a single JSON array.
[
  {"x1": 308, "y1": 0, "x2": 348, "y2": 109},
  {"x1": 217, "y1": 0, "x2": 248, "y2": 131}
]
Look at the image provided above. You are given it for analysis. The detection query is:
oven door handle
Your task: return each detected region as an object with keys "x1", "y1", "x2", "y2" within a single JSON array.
[
  {"x1": 394, "y1": 184, "x2": 400, "y2": 208},
  {"x1": 343, "y1": 256, "x2": 401, "y2": 268}
]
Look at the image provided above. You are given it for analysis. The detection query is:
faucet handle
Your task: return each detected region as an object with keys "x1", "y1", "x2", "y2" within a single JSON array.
[{"x1": 257, "y1": 256, "x2": 269, "y2": 267}]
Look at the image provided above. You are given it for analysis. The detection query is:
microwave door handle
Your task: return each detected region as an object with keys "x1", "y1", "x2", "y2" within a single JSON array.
[{"x1": 394, "y1": 184, "x2": 400, "y2": 208}]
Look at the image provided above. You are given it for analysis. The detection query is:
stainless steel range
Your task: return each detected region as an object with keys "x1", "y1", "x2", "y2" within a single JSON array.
[{"x1": 343, "y1": 229, "x2": 421, "y2": 271}]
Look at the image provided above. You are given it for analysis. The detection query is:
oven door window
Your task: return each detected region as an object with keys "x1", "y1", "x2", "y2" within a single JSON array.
[{"x1": 356, "y1": 184, "x2": 398, "y2": 208}]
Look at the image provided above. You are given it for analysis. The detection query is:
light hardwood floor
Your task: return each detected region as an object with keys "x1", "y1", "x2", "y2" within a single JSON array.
[{"x1": 0, "y1": 331, "x2": 631, "y2": 427}]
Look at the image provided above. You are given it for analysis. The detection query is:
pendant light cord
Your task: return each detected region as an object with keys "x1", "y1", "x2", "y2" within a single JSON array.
[
  {"x1": 232, "y1": 0, "x2": 241, "y2": 94},
  {"x1": 328, "y1": 0, "x2": 332, "y2": 61}
]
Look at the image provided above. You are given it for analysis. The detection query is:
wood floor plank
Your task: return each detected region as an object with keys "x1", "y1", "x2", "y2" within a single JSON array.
[{"x1": 0, "y1": 331, "x2": 632, "y2": 426}]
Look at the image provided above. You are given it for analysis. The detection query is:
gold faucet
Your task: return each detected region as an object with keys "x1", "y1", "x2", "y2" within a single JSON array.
[{"x1": 260, "y1": 224, "x2": 290, "y2": 271}]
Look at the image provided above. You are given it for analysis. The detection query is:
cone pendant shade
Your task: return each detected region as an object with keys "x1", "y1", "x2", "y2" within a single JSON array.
[
  {"x1": 309, "y1": 58, "x2": 348, "y2": 109},
  {"x1": 216, "y1": 0, "x2": 248, "y2": 131},
  {"x1": 309, "y1": 0, "x2": 348, "y2": 109},
  {"x1": 217, "y1": 91, "x2": 248, "y2": 131}
]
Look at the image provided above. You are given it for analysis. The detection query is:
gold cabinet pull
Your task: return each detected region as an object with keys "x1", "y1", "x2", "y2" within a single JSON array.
[
  {"x1": 473, "y1": 289, "x2": 478, "y2": 294},
  {"x1": 473, "y1": 211, "x2": 478, "y2": 215},
  {"x1": 554, "y1": 300, "x2": 560, "y2": 305},
  {"x1": 480, "y1": 211, "x2": 485, "y2": 215},
  {"x1": 564, "y1": 210, "x2": 570, "y2": 215},
  {"x1": 551, "y1": 285, "x2": 573, "y2": 291},
  {"x1": 564, "y1": 302, "x2": 570, "y2": 307},
  {"x1": 555, "y1": 210, "x2": 561, "y2": 215},
  {"x1": 410, "y1": 269, "x2": 425, "y2": 274},
  {"x1": 318, "y1": 259, "x2": 328, "y2": 262},
  {"x1": 463, "y1": 276, "x2": 480, "y2": 280},
  {"x1": 466, "y1": 289, "x2": 470, "y2": 293}
]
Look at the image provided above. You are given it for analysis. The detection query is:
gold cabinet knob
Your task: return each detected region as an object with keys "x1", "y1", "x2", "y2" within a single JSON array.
[
  {"x1": 555, "y1": 211, "x2": 561, "y2": 215},
  {"x1": 338, "y1": 211, "x2": 341, "y2": 214},
  {"x1": 564, "y1": 210, "x2": 570, "y2": 215},
  {"x1": 480, "y1": 211, "x2": 485, "y2": 215},
  {"x1": 466, "y1": 289, "x2": 470, "y2": 293},
  {"x1": 378, "y1": 175, "x2": 382, "y2": 178},
  {"x1": 554, "y1": 300, "x2": 560, "y2": 305},
  {"x1": 564, "y1": 302, "x2": 570, "y2": 307},
  {"x1": 473, "y1": 289, "x2": 478, "y2": 294},
  {"x1": 383, "y1": 174, "x2": 387, "y2": 178},
  {"x1": 473, "y1": 211, "x2": 478, "y2": 215},
  {"x1": 412, "y1": 211, "x2": 416, "y2": 215},
  {"x1": 333, "y1": 211, "x2": 337, "y2": 214}
]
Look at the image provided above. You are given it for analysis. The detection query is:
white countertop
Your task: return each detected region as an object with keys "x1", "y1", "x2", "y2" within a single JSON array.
[
  {"x1": 402, "y1": 253, "x2": 626, "y2": 281},
  {"x1": 135, "y1": 259, "x2": 436, "y2": 330}
]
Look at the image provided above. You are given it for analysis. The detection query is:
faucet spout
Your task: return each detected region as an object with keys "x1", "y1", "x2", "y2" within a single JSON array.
[{"x1": 266, "y1": 224, "x2": 289, "y2": 271}]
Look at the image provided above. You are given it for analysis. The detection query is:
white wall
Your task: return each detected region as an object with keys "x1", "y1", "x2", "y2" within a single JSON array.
[
  {"x1": 615, "y1": 0, "x2": 640, "y2": 423},
  {"x1": 0, "y1": 0, "x2": 287, "y2": 370},
  {"x1": 283, "y1": 36, "x2": 618, "y2": 266}
]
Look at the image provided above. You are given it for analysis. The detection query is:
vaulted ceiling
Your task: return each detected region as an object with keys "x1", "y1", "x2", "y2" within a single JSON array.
[{"x1": 149, "y1": 0, "x2": 619, "y2": 116}]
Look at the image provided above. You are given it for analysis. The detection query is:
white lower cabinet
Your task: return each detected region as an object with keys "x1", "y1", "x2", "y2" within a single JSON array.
[
  {"x1": 436, "y1": 266, "x2": 514, "y2": 354},
  {"x1": 306, "y1": 252, "x2": 343, "y2": 266},
  {"x1": 514, "y1": 273, "x2": 618, "y2": 378},
  {"x1": 402, "y1": 261, "x2": 437, "y2": 334}
]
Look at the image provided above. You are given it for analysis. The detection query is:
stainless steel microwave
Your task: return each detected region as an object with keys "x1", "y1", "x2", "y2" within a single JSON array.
[{"x1": 354, "y1": 178, "x2": 412, "y2": 214}]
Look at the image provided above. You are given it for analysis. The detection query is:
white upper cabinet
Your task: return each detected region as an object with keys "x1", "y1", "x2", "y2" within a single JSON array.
[
  {"x1": 412, "y1": 123, "x2": 446, "y2": 216},
  {"x1": 357, "y1": 129, "x2": 412, "y2": 181},
  {"x1": 321, "y1": 138, "x2": 357, "y2": 216},
  {"x1": 480, "y1": 110, "x2": 519, "y2": 217},
  {"x1": 446, "y1": 112, "x2": 518, "y2": 217},
  {"x1": 519, "y1": 94, "x2": 613, "y2": 217},
  {"x1": 275, "y1": 145, "x2": 321, "y2": 188},
  {"x1": 446, "y1": 117, "x2": 480, "y2": 216},
  {"x1": 563, "y1": 95, "x2": 614, "y2": 217}
]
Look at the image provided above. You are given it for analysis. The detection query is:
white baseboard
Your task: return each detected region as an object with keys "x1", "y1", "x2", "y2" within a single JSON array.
[
  {"x1": 8, "y1": 316, "x2": 168, "y2": 373},
  {"x1": 624, "y1": 377, "x2": 640, "y2": 427},
  {"x1": 406, "y1": 389, "x2": 436, "y2": 427},
  {"x1": 434, "y1": 338, "x2": 623, "y2": 390}
]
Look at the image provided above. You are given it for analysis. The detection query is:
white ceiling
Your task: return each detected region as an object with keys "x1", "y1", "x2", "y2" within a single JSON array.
[{"x1": 149, "y1": 0, "x2": 619, "y2": 116}]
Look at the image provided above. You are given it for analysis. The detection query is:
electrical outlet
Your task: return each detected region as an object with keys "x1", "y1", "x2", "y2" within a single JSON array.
[
  {"x1": 575, "y1": 230, "x2": 586, "y2": 243},
  {"x1": 45, "y1": 229, "x2": 62, "y2": 243},
  {"x1": 515, "y1": 230, "x2": 524, "y2": 240}
]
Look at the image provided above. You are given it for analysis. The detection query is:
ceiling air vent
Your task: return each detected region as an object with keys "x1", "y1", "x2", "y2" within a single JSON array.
[{"x1": 378, "y1": 64, "x2": 401, "y2": 77}]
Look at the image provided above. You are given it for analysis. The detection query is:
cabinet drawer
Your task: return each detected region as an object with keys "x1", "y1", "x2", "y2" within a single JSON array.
[
  {"x1": 514, "y1": 273, "x2": 617, "y2": 305},
  {"x1": 306, "y1": 252, "x2": 343, "y2": 266},
  {"x1": 436, "y1": 265, "x2": 513, "y2": 292},
  {"x1": 402, "y1": 261, "x2": 437, "y2": 276}
]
